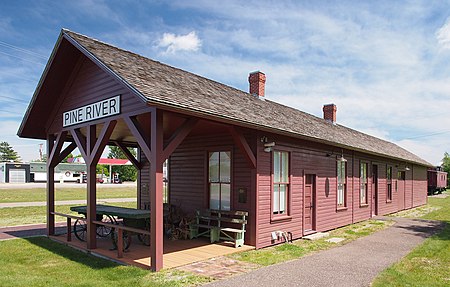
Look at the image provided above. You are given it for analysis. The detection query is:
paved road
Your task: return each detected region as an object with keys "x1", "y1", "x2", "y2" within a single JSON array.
[
  {"x1": 0, "y1": 222, "x2": 68, "y2": 241},
  {"x1": 0, "y1": 182, "x2": 137, "y2": 189},
  {"x1": 0, "y1": 198, "x2": 136, "y2": 208},
  {"x1": 205, "y1": 217, "x2": 445, "y2": 287}
]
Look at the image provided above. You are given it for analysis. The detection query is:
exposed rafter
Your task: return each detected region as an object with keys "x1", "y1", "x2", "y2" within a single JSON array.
[
  {"x1": 114, "y1": 140, "x2": 141, "y2": 169},
  {"x1": 162, "y1": 118, "x2": 198, "y2": 163},
  {"x1": 229, "y1": 126, "x2": 256, "y2": 169},
  {"x1": 124, "y1": 115, "x2": 151, "y2": 161}
]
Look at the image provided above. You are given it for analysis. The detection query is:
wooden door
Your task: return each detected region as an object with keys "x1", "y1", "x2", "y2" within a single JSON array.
[
  {"x1": 372, "y1": 165, "x2": 378, "y2": 216},
  {"x1": 304, "y1": 174, "x2": 316, "y2": 231},
  {"x1": 398, "y1": 171, "x2": 405, "y2": 210}
]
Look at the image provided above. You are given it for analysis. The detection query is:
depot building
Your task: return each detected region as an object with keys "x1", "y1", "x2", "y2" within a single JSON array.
[{"x1": 18, "y1": 29, "x2": 431, "y2": 271}]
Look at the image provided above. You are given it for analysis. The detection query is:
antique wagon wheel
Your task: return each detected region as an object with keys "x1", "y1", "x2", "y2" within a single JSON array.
[
  {"x1": 137, "y1": 219, "x2": 151, "y2": 246},
  {"x1": 111, "y1": 228, "x2": 132, "y2": 251},
  {"x1": 95, "y1": 214, "x2": 116, "y2": 237},
  {"x1": 137, "y1": 233, "x2": 150, "y2": 246},
  {"x1": 73, "y1": 218, "x2": 87, "y2": 241}
]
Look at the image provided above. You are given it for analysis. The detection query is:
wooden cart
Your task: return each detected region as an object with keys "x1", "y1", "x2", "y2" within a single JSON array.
[{"x1": 70, "y1": 204, "x2": 151, "y2": 249}]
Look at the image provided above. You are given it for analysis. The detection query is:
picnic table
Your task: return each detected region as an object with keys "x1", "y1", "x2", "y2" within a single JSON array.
[{"x1": 70, "y1": 204, "x2": 151, "y2": 249}]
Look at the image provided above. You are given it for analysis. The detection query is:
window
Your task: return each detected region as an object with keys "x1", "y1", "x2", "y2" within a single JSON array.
[
  {"x1": 273, "y1": 151, "x2": 289, "y2": 215},
  {"x1": 208, "y1": 151, "x2": 231, "y2": 210},
  {"x1": 163, "y1": 159, "x2": 169, "y2": 204},
  {"x1": 386, "y1": 166, "x2": 392, "y2": 202},
  {"x1": 360, "y1": 162, "x2": 368, "y2": 205},
  {"x1": 398, "y1": 171, "x2": 405, "y2": 181},
  {"x1": 337, "y1": 161, "x2": 347, "y2": 207}
]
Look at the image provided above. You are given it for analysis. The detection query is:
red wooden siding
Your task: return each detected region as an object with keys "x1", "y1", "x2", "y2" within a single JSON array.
[
  {"x1": 48, "y1": 56, "x2": 144, "y2": 134},
  {"x1": 136, "y1": 119, "x2": 427, "y2": 250},
  {"x1": 139, "y1": 129, "x2": 257, "y2": 246},
  {"x1": 254, "y1": 135, "x2": 428, "y2": 249},
  {"x1": 413, "y1": 165, "x2": 427, "y2": 206}
]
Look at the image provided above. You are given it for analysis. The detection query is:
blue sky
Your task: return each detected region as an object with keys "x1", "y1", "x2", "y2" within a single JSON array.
[{"x1": 1, "y1": 0, "x2": 450, "y2": 164}]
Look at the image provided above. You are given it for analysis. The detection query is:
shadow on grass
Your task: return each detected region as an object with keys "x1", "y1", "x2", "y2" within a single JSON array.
[
  {"x1": 4, "y1": 226, "x2": 66, "y2": 238},
  {"x1": 394, "y1": 218, "x2": 448, "y2": 241},
  {"x1": 24, "y1": 236, "x2": 119, "y2": 270}
]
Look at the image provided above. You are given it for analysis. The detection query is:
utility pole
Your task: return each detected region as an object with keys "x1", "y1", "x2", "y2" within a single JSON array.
[{"x1": 39, "y1": 143, "x2": 43, "y2": 161}]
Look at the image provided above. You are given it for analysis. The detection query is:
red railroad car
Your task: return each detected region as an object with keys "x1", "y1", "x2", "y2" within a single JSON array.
[{"x1": 427, "y1": 167, "x2": 447, "y2": 195}]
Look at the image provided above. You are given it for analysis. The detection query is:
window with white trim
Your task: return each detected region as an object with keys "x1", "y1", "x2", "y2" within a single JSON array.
[
  {"x1": 273, "y1": 151, "x2": 289, "y2": 215},
  {"x1": 360, "y1": 162, "x2": 368, "y2": 205},
  {"x1": 387, "y1": 166, "x2": 393, "y2": 202},
  {"x1": 208, "y1": 151, "x2": 231, "y2": 211},
  {"x1": 337, "y1": 161, "x2": 347, "y2": 207}
]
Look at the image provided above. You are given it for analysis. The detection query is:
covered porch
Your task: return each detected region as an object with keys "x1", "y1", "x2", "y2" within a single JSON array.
[
  {"x1": 50, "y1": 233, "x2": 253, "y2": 269},
  {"x1": 45, "y1": 108, "x2": 256, "y2": 271}
]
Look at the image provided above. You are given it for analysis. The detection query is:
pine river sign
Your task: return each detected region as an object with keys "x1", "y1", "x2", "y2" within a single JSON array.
[{"x1": 63, "y1": 95, "x2": 121, "y2": 127}]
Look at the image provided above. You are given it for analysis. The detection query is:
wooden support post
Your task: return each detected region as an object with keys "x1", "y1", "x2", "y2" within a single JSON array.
[
  {"x1": 46, "y1": 135, "x2": 55, "y2": 236},
  {"x1": 86, "y1": 125, "x2": 97, "y2": 249},
  {"x1": 70, "y1": 121, "x2": 116, "y2": 250},
  {"x1": 67, "y1": 218, "x2": 72, "y2": 242},
  {"x1": 150, "y1": 109, "x2": 164, "y2": 271}
]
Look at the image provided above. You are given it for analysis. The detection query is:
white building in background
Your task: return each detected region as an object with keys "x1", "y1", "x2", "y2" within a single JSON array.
[{"x1": 0, "y1": 162, "x2": 31, "y2": 183}]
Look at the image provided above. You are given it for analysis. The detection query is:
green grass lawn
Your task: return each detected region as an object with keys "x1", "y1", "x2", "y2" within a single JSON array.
[
  {"x1": 0, "y1": 237, "x2": 211, "y2": 287},
  {"x1": 0, "y1": 186, "x2": 137, "y2": 203},
  {"x1": 0, "y1": 202, "x2": 137, "y2": 227},
  {"x1": 372, "y1": 192, "x2": 450, "y2": 286},
  {"x1": 230, "y1": 219, "x2": 393, "y2": 266}
]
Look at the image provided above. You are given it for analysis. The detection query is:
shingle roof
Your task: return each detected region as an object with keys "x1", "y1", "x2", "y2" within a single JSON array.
[{"x1": 63, "y1": 30, "x2": 431, "y2": 166}]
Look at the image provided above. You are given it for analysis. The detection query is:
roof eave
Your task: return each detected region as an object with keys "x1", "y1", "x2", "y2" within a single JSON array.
[{"x1": 145, "y1": 99, "x2": 432, "y2": 167}]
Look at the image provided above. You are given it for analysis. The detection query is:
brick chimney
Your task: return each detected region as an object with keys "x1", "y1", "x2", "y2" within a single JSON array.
[
  {"x1": 323, "y1": 104, "x2": 337, "y2": 124},
  {"x1": 249, "y1": 71, "x2": 266, "y2": 98}
]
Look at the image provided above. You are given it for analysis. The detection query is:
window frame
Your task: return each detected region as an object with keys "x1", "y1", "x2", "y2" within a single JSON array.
[
  {"x1": 337, "y1": 160, "x2": 347, "y2": 209},
  {"x1": 271, "y1": 149, "x2": 291, "y2": 219},
  {"x1": 386, "y1": 166, "x2": 393, "y2": 202},
  {"x1": 360, "y1": 162, "x2": 369, "y2": 206},
  {"x1": 207, "y1": 149, "x2": 232, "y2": 211},
  {"x1": 163, "y1": 158, "x2": 170, "y2": 204}
]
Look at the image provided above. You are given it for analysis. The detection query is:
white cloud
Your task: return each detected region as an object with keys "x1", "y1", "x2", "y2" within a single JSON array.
[
  {"x1": 436, "y1": 18, "x2": 450, "y2": 49},
  {"x1": 157, "y1": 31, "x2": 201, "y2": 53}
]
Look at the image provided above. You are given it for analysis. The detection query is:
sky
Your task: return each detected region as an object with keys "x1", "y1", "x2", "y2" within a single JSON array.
[{"x1": 0, "y1": 0, "x2": 450, "y2": 165}]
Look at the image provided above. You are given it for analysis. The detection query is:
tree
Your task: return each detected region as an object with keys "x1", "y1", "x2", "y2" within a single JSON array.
[
  {"x1": 108, "y1": 146, "x2": 137, "y2": 182},
  {"x1": 442, "y1": 152, "x2": 450, "y2": 186},
  {"x1": 0, "y1": 142, "x2": 21, "y2": 162}
]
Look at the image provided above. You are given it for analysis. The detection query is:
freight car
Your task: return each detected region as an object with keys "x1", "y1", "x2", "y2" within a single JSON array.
[{"x1": 427, "y1": 166, "x2": 447, "y2": 195}]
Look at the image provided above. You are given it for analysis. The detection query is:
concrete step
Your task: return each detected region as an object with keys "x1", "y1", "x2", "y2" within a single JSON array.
[{"x1": 303, "y1": 232, "x2": 330, "y2": 241}]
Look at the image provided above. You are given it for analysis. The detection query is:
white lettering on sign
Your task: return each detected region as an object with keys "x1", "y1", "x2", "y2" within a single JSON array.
[{"x1": 63, "y1": 95, "x2": 121, "y2": 127}]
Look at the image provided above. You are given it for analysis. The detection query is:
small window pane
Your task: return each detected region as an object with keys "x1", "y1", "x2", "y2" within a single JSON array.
[
  {"x1": 219, "y1": 151, "x2": 231, "y2": 183},
  {"x1": 209, "y1": 152, "x2": 219, "y2": 182},
  {"x1": 273, "y1": 184, "x2": 279, "y2": 213},
  {"x1": 210, "y1": 183, "x2": 220, "y2": 210},
  {"x1": 338, "y1": 184, "x2": 344, "y2": 205},
  {"x1": 281, "y1": 152, "x2": 289, "y2": 182},
  {"x1": 279, "y1": 184, "x2": 286, "y2": 213},
  {"x1": 221, "y1": 183, "x2": 231, "y2": 211},
  {"x1": 274, "y1": 152, "x2": 280, "y2": 183}
]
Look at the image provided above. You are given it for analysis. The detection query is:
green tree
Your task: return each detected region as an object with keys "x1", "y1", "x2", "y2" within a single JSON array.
[
  {"x1": 442, "y1": 152, "x2": 450, "y2": 186},
  {"x1": 62, "y1": 153, "x2": 74, "y2": 163},
  {"x1": 108, "y1": 146, "x2": 137, "y2": 182},
  {"x1": 0, "y1": 142, "x2": 21, "y2": 162}
]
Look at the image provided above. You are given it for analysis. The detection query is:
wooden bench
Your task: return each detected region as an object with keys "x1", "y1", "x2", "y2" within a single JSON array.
[{"x1": 189, "y1": 210, "x2": 248, "y2": 247}]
